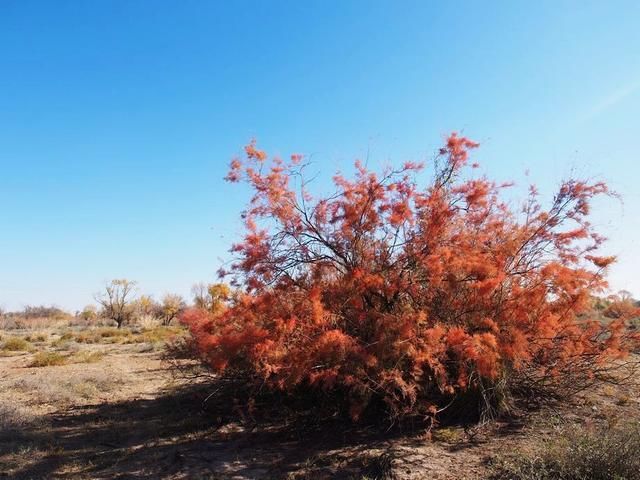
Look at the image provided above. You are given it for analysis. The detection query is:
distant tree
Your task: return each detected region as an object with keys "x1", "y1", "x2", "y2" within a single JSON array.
[
  {"x1": 191, "y1": 282, "x2": 209, "y2": 309},
  {"x1": 191, "y1": 282, "x2": 230, "y2": 313},
  {"x1": 604, "y1": 291, "x2": 640, "y2": 320},
  {"x1": 79, "y1": 304, "x2": 98, "y2": 323},
  {"x1": 132, "y1": 294, "x2": 157, "y2": 322},
  {"x1": 95, "y1": 279, "x2": 137, "y2": 329},
  {"x1": 156, "y1": 294, "x2": 186, "y2": 326}
]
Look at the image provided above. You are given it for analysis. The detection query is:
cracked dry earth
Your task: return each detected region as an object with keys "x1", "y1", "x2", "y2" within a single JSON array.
[{"x1": 1, "y1": 336, "x2": 639, "y2": 479}]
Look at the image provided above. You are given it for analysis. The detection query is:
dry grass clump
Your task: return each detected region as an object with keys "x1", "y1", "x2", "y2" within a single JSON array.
[
  {"x1": 28, "y1": 348, "x2": 106, "y2": 367},
  {"x1": 58, "y1": 331, "x2": 75, "y2": 342},
  {"x1": 51, "y1": 336, "x2": 80, "y2": 351},
  {"x1": 1, "y1": 336, "x2": 33, "y2": 352},
  {"x1": 491, "y1": 422, "x2": 640, "y2": 480},
  {"x1": 0, "y1": 403, "x2": 36, "y2": 432},
  {"x1": 73, "y1": 327, "x2": 133, "y2": 344},
  {"x1": 43, "y1": 325, "x2": 184, "y2": 348},
  {"x1": 28, "y1": 351, "x2": 68, "y2": 367},
  {"x1": 135, "y1": 314, "x2": 161, "y2": 329},
  {"x1": 129, "y1": 326, "x2": 183, "y2": 344},
  {"x1": 71, "y1": 350, "x2": 105, "y2": 364},
  {"x1": 12, "y1": 369, "x2": 125, "y2": 404},
  {"x1": 24, "y1": 332, "x2": 48, "y2": 343}
]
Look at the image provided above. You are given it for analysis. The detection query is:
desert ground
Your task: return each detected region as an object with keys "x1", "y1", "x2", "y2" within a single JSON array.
[{"x1": 1, "y1": 324, "x2": 639, "y2": 480}]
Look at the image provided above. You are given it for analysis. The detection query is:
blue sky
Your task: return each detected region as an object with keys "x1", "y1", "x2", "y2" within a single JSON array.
[{"x1": 1, "y1": 1, "x2": 638, "y2": 311}]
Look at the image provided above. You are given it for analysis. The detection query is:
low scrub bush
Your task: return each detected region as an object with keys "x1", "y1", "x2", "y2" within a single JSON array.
[
  {"x1": 28, "y1": 351, "x2": 68, "y2": 367},
  {"x1": 492, "y1": 423, "x2": 640, "y2": 479},
  {"x1": 1, "y1": 337, "x2": 33, "y2": 352},
  {"x1": 74, "y1": 327, "x2": 132, "y2": 344},
  {"x1": 138, "y1": 325, "x2": 183, "y2": 343},
  {"x1": 25, "y1": 332, "x2": 47, "y2": 343},
  {"x1": 71, "y1": 350, "x2": 105, "y2": 363},
  {"x1": 182, "y1": 136, "x2": 640, "y2": 422},
  {"x1": 0, "y1": 404, "x2": 36, "y2": 431}
]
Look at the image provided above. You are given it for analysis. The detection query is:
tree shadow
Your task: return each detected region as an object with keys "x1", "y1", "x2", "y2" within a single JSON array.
[
  {"x1": 1, "y1": 382, "x2": 403, "y2": 479},
  {"x1": 1, "y1": 376, "x2": 536, "y2": 479}
]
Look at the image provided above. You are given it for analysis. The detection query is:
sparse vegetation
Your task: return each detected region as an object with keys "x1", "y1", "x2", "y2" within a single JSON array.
[
  {"x1": 71, "y1": 350, "x2": 105, "y2": 364},
  {"x1": 492, "y1": 423, "x2": 640, "y2": 480}
]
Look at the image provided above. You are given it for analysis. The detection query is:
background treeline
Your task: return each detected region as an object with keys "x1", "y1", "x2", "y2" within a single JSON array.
[
  {"x1": 1, "y1": 285, "x2": 638, "y2": 331},
  {"x1": 0, "y1": 280, "x2": 228, "y2": 330}
]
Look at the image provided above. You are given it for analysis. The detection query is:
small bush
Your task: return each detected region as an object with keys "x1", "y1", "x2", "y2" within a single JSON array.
[
  {"x1": 1, "y1": 337, "x2": 32, "y2": 352},
  {"x1": 120, "y1": 325, "x2": 183, "y2": 345},
  {"x1": 74, "y1": 327, "x2": 132, "y2": 344},
  {"x1": 28, "y1": 351, "x2": 68, "y2": 367},
  {"x1": 0, "y1": 404, "x2": 35, "y2": 431},
  {"x1": 431, "y1": 427, "x2": 462, "y2": 444},
  {"x1": 96, "y1": 327, "x2": 131, "y2": 338},
  {"x1": 492, "y1": 423, "x2": 640, "y2": 480},
  {"x1": 71, "y1": 350, "x2": 105, "y2": 364},
  {"x1": 135, "y1": 314, "x2": 161, "y2": 329},
  {"x1": 139, "y1": 326, "x2": 182, "y2": 343},
  {"x1": 25, "y1": 332, "x2": 47, "y2": 343}
]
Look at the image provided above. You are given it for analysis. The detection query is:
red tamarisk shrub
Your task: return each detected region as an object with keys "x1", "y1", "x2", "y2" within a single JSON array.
[{"x1": 182, "y1": 135, "x2": 639, "y2": 422}]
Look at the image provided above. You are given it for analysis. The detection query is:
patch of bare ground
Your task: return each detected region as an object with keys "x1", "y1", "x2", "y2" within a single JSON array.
[{"x1": 1, "y1": 329, "x2": 639, "y2": 479}]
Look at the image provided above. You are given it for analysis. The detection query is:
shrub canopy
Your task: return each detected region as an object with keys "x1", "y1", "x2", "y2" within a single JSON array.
[{"x1": 182, "y1": 134, "x2": 639, "y2": 420}]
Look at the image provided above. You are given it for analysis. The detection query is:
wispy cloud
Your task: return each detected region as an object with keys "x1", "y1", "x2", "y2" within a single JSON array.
[{"x1": 581, "y1": 80, "x2": 640, "y2": 122}]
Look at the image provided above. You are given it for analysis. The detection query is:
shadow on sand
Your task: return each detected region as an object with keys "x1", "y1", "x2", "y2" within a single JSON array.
[{"x1": 1, "y1": 381, "x2": 410, "y2": 479}]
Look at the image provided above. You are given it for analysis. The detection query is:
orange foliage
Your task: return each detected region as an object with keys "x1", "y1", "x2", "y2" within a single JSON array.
[{"x1": 182, "y1": 134, "x2": 639, "y2": 420}]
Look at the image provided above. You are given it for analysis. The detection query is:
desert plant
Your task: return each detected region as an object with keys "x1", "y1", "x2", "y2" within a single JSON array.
[
  {"x1": 25, "y1": 332, "x2": 47, "y2": 343},
  {"x1": 28, "y1": 351, "x2": 68, "y2": 367},
  {"x1": 0, "y1": 404, "x2": 35, "y2": 431},
  {"x1": 1, "y1": 337, "x2": 33, "y2": 352},
  {"x1": 71, "y1": 350, "x2": 105, "y2": 364},
  {"x1": 491, "y1": 423, "x2": 640, "y2": 479},
  {"x1": 182, "y1": 136, "x2": 639, "y2": 422}
]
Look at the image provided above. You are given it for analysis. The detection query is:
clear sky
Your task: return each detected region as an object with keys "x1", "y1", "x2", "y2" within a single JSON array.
[{"x1": 1, "y1": 1, "x2": 638, "y2": 311}]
